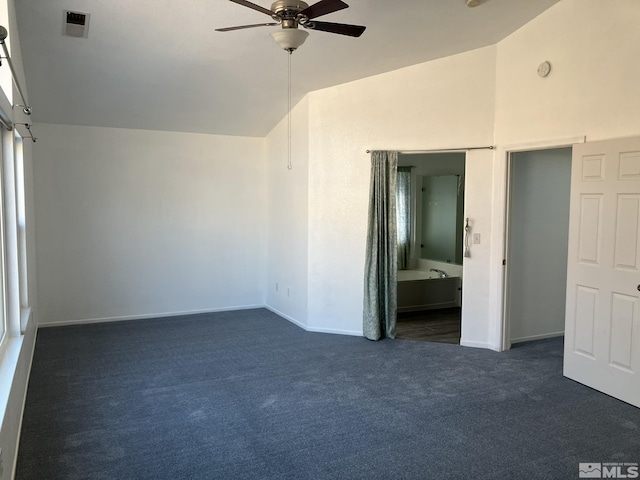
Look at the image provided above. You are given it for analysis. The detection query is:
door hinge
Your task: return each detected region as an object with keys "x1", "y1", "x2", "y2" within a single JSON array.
[{"x1": 502, "y1": 259, "x2": 506, "y2": 266}]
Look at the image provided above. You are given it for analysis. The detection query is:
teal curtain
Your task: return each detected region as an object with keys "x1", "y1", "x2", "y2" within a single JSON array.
[
  {"x1": 363, "y1": 151, "x2": 398, "y2": 340},
  {"x1": 396, "y1": 167, "x2": 412, "y2": 270}
]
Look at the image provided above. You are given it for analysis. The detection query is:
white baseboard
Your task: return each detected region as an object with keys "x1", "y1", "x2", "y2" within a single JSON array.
[
  {"x1": 511, "y1": 331, "x2": 564, "y2": 344},
  {"x1": 40, "y1": 304, "x2": 364, "y2": 338},
  {"x1": 264, "y1": 305, "x2": 306, "y2": 330},
  {"x1": 264, "y1": 305, "x2": 363, "y2": 337},
  {"x1": 460, "y1": 339, "x2": 493, "y2": 350},
  {"x1": 306, "y1": 325, "x2": 363, "y2": 337},
  {"x1": 38, "y1": 304, "x2": 266, "y2": 328}
]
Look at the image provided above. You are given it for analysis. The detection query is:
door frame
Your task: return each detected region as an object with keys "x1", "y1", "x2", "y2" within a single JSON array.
[
  {"x1": 490, "y1": 136, "x2": 585, "y2": 352},
  {"x1": 397, "y1": 150, "x2": 467, "y2": 342},
  {"x1": 502, "y1": 146, "x2": 573, "y2": 350}
]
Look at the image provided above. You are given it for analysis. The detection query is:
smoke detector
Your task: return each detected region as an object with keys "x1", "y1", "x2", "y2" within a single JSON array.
[
  {"x1": 63, "y1": 10, "x2": 90, "y2": 38},
  {"x1": 466, "y1": 0, "x2": 482, "y2": 7}
]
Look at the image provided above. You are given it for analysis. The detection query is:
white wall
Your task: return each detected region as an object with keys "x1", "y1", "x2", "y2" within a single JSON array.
[
  {"x1": 305, "y1": 46, "x2": 497, "y2": 337},
  {"x1": 495, "y1": 0, "x2": 640, "y2": 145},
  {"x1": 507, "y1": 148, "x2": 571, "y2": 343},
  {"x1": 33, "y1": 124, "x2": 266, "y2": 324},
  {"x1": 488, "y1": 0, "x2": 640, "y2": 349},
  {"x1": 460, "y1": 148, "x2": 494, "y2": 348},
  {"x1": 265, "y1": 97, "x2": 310, "y2": 327}
]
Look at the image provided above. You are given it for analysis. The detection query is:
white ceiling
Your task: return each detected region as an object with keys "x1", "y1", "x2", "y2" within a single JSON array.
[{"x1": 15, "y1": 0, "x2": 560, "y2": 137}]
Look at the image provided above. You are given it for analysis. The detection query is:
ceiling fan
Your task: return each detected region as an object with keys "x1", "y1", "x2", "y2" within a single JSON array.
[{"x1": 216, "y1": 0, "x2": 366, "y2": 52}]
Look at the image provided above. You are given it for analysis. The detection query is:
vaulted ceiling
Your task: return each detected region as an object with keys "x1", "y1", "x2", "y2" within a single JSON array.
[{"x1": 15, "y1": 0, "x2": 560, "y2": 137}]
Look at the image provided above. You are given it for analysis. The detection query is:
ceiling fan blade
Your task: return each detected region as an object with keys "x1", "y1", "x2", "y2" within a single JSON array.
[
  {"x1": 216, "y1": 22, "x2": 279, "y2": 32},
  {"x1": 228, "y1": 0, "x2": 274, "y2": 17},
  {"x1": 299, "y1": 0, "x2": 348, "y2": 20},
  {"x1": 306, "y1": 20, "x2": 366, "y2": 37}
]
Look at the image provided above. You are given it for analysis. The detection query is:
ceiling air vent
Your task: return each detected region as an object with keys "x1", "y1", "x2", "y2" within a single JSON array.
[{"x1": 63, "y1": 10, "x2": 90, "y2": 38}]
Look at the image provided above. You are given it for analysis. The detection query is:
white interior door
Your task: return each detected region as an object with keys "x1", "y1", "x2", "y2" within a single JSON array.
[{"x1": 564, "y1": 136, "x2": 640, "y2": 408}]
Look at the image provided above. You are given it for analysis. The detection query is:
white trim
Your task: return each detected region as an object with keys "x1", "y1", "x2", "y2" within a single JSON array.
[
  {"x1": 10, "y1": 318, "x2": 37, "y2": 480},
  {"x1": 19, "y1": 306, "x2": 30, "y2": 334},
  {"x1": 38, "y1": 304, "x2": 265, "y2": 327},
  {"x1": 0, "y1": 335, "x2": 22, "y2": 425},
  {"x1": 264, "y1": 305, "x2": 306, "y2": 330},
  {"x1": 511, "y1": 331, "x2": 564, "y2": 344},
  {"x1": 460, "y1": 339, "x2": 497, "y2": 350},
  {"x1": 2, "y1": 126, "x2": 20, "y2": 337},
  {"x1": 499, "y1": 136, "x2": 587, "y2": 153},
  {"x1": 40, "y1": 304, "x2": 364, "y2": 337},
  {"x1": 489, "y1": 136, "x2": 586, "y2": 352},
  {"x1": 265, "y1": 305, "x2": 363, "y2": 337},
  {"x1": 306, "y1": 325, "x2": 363, "y2": 337}
]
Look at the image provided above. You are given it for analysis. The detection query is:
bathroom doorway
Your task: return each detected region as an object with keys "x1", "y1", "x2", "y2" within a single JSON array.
[
  {"x1": 395, "y1": 152, "x2": 466, "y2": 344},
  {"x1": 503, "y1": 147, "x2": 572, "y2": 347}
]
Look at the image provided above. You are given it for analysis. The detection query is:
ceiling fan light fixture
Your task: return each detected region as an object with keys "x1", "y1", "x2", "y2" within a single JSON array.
[{"x1": 271, "y1": 28, "x2": 309, "y2": 52}]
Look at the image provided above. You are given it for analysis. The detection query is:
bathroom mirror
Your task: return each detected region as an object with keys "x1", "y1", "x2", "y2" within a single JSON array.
[
  {"x1": 419, "y1": 174, "x2": 464, "y2": 264},
  {"x1": 398, "y1": 152, "x2": 465, "y2": 266}
]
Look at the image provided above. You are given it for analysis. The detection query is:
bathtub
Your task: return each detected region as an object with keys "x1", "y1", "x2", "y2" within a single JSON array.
[{"x1": 397, "y1": 269, "x2": 461, "y2": 312}]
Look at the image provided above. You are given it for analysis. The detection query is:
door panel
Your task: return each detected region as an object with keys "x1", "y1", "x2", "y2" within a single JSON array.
[
  {"x1": 574, "y1": 285, "x2": 597, "y2": 357},
  {"x1": 577, "y1": 195, "x2": 602, "y2": 265},
  {"x1": 610, "y1": 293, "x2": 635, "y2": 370},
  {"x1": 564, "y1": 136, "x2": 640, "y2": 408},
  {"x1": 614, "y1": 195, "x2": 640, "y2": 269}
]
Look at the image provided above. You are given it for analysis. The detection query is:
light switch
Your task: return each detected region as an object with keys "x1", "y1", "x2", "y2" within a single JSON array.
[{"x1": 473, "y1": 233, "x2": 481, "y2": 244}]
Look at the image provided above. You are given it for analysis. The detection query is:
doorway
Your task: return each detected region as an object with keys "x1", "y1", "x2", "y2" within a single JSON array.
[
  {"x1": 395, "y1": 152, "x2": 466, "y2": 344},
  {"x1": 503, "y1": 147, "x2": 572, "y2": 347}
]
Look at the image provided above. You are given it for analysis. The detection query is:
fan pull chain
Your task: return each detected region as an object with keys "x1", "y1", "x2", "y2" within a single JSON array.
[{"x1": 287, "y1": 51, "x2": 293, "y2": 170}]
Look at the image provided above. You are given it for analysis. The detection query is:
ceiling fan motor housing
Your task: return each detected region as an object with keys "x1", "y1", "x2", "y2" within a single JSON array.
[
  {"x1": 271, "y1": 0, "x2": 310, "y2": 26},
  {"x1": 271, "y1": 1, "x2": 309, "y2": 15}
]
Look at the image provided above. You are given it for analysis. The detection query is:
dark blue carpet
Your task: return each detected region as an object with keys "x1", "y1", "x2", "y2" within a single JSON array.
[{"x1": 15, "y1": 308, "x2": 640, "y2": 479}]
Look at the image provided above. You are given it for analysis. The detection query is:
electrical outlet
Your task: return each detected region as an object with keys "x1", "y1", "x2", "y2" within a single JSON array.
[
  {"x1": 275, "y1": 282, "x2": 279, "y2": 292},
  {"x1": 287, "y1": 287, "x2": 290, "y2": 297}
]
